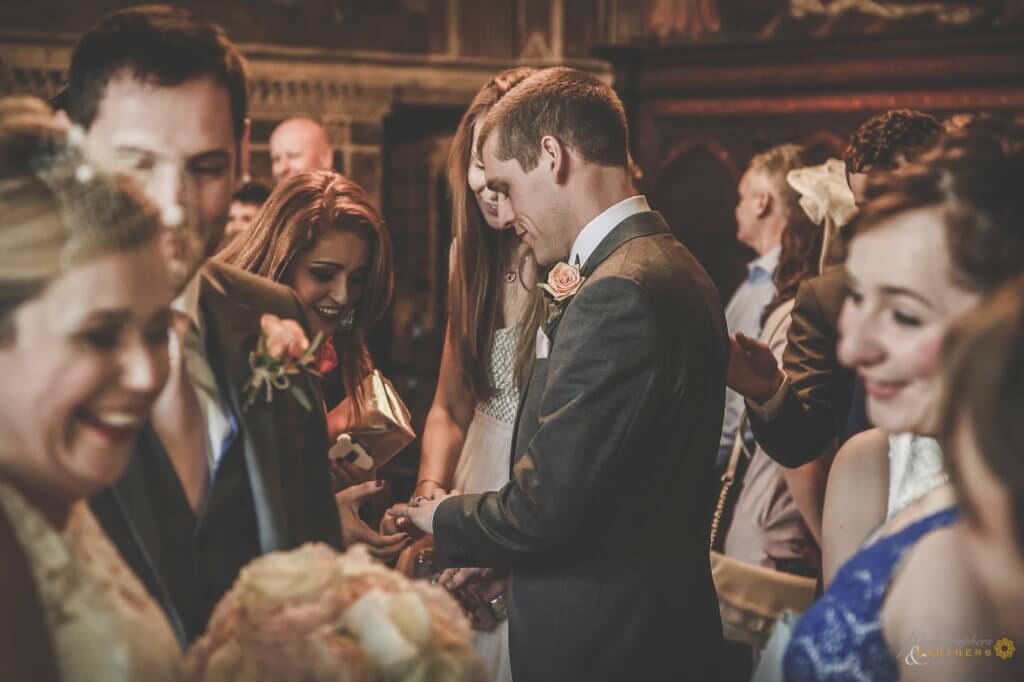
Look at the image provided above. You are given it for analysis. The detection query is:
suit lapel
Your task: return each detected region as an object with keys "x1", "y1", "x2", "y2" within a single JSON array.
[
  {"x1": 510, "y1": 212, "x2": 668, "y2": 471},
  {"x1": 197, "y1": 267, "x2": 289, "y2": 553},
  {"x1": 111, "y1": 433, "x2": 165, "y2": 575},
  {"x1": 509, "y1": 359, "x2": 534, "y2": 474},
  {"x1": 580, "y1": 211, "x2": 670, "y2": 278},
  {"x1": 510, "y1": 213, "x2": 669, "y2": 471}
]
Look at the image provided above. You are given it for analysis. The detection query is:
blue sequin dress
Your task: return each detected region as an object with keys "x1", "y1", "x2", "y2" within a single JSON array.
[{"x1": 783, "y1": 507, "x2": 960, "y2": 681}]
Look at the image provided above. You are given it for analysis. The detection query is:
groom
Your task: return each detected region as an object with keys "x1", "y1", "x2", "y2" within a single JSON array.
[{"x1": 396, "y1": 67, "x2": 727, "y2": 681}]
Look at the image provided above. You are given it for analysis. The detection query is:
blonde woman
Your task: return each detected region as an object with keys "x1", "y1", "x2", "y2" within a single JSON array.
[{"x1": 0, "y1": 97, "x2": 181, "y2": 681}]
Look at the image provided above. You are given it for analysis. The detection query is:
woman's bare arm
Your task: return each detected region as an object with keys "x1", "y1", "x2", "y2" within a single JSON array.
[
  {"x1": 416, "y1": 323, "x2": 476, "y2": 497},
  {"x1": 822, "y1": 427, "x2": 891, "y2": 585}
]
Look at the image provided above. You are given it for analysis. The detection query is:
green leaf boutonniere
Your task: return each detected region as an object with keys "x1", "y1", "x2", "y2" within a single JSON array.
[
  {"x1": 243, "y1": 314, "x2": 323, "y2": 412},
  {"x1": 538, "y1": 261, "x2": 586, "y2": 328}
]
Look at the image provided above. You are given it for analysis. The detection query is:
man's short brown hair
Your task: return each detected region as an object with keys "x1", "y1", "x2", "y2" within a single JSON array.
[
  {"x1": 477, "y1": 67, "x2": 628, "y2": 172},
  {"x1": 69, "y1": 4, "x2": 249, "y2": 142}
]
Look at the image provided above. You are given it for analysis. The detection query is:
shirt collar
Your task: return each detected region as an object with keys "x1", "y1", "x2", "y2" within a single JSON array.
[
  {"x1": 171, "y1": 270, "x2": 203, "y2": 335},
  {"x1": 569, "y1": 195, "x2": 650, "y2": 269},
  {"x1": 748, "y1": 245, "x2": 781, "y2": 280}
]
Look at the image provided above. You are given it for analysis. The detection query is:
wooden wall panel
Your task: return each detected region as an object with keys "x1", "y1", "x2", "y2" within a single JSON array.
[{"x1": 599, "y1": 33, "x2": 1024, "y2": 298}]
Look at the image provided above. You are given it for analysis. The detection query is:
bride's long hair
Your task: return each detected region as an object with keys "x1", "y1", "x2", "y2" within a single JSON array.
[{"x1": 447, "y1": 68, "x2": 544, "y2": 403}]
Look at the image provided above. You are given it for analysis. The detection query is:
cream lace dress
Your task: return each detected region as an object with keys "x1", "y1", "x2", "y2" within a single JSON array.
[
  {"x1": 885, "y1": 433, "x2": 947, "y2": 518},
  {"x1": 451, "y1": 326, "x2": 520, "y2": 682},
  {"x1": 0, "y1": 480, "x2": 183, "y2": 682}
]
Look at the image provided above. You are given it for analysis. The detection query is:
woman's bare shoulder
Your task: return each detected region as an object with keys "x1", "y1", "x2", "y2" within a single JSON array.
[{"x1": 831, "y1": 427, "x2": 890, "y2": 483}]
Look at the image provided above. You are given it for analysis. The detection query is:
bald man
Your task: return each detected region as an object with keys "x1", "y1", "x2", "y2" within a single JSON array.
[{"x1": 269, "y1": 116, "x2": 333, "y2": 184}]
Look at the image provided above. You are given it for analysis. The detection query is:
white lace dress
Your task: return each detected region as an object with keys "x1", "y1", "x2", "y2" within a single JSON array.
[
  {"x1": 452, "y1": 326, "x2": 520, "y2": 682},
  {"x1": 886, "y1": 433, "x2": 947, "y2": 519},
  {"x1": 0, "y1": 480, "x2": 183, "y2": 682}
]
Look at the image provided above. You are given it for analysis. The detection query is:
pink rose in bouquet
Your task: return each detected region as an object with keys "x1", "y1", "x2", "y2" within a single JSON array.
[{"x1": 185, "y1": 544, "x2": 486, "y2": 682}]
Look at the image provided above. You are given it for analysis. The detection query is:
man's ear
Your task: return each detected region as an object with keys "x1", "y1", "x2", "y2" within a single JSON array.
[
  {"x1": 238, "y1": 117, "x2": 252, "y2": 182},
  {"x1": 756, "y1": 191, "x2": 772, "y2": 218},
  {"x1": 541, "y1": 135, "x2": 569, "y2": 184}
]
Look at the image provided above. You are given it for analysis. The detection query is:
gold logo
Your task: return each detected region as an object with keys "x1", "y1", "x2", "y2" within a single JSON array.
[{"x1": 994, "y1": 638, "x2": 1016, "y2": 661}]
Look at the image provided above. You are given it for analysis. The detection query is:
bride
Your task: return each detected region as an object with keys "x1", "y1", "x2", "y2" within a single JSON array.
[{"x1": 0, "y1": 97, "x2": 181, "y2": 681}]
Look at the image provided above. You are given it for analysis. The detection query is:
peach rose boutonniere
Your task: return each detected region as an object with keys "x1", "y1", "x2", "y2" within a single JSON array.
[
  {"x1": 538, "y1": 262, "x2": 586, "y2": 328},
  {"x1": 243, "y1": 314, "x2": 324, "y2": 412}
]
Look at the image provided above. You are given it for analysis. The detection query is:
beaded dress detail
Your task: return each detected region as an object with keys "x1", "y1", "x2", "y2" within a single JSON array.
[
  {"x1": 452, "y1": 326, "x2": 521, "y2": 682},
  {"x1": 0, "y1": 480, "x2": 183, "y2": 682}
]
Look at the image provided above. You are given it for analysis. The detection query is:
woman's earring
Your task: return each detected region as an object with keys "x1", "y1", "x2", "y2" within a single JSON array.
[{"x1": 338, "y1": 309, "x2": 355, "y2": 331}]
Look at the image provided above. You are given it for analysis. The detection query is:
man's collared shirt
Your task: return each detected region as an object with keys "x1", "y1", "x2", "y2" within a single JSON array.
[
  {"x1": 570, "y1": 195, "x2": 650, "y2": 270},
  {"x1": 718, "y1": 246, "x2": 781, "y2": 467},
  {"x1": 171, "y1": 273, "x2": 235, "y2": 476}
]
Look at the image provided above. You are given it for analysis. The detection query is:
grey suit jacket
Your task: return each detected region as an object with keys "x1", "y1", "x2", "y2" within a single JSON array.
[{"x1": 433, "y1": 211, "x2": 728, "y2": 682}]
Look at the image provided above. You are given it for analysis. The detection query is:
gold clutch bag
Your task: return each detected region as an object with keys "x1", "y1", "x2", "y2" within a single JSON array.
[{"x1": 327, "y1": 370, "x2": 416, "y2": 471}]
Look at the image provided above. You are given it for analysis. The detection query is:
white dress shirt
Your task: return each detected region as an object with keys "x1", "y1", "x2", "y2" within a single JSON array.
[{"x1": 171, "y1": 274, "x2": 235, "y2": 476}]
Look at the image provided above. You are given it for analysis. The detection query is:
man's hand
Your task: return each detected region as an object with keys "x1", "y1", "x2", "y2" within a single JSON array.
[
  {"x1": 389, "y1": 489, "x2": 461, "y2": 536},
  {"x1": 438, "y1": 566, "x2": 500, "y2": 593},
  {"x1": 438, "y1": 567, "x2": 509, "y2": 632},
  {"x1": 727, "y1": 332, "x2": 786, "y2": 403}
]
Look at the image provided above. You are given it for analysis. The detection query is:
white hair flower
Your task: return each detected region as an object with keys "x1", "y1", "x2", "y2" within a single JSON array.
[{"x1": 787, "y1": 159, "x2": 858, "y2": 272}]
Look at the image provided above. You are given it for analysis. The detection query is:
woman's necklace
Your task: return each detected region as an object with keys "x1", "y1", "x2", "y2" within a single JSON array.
[{"x1": 501, "y1": 235, "x2": 533, "y2": 291}]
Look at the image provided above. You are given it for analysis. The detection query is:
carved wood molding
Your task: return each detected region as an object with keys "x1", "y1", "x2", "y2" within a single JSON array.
[
  {"x1": 597, "y1": 33, "x2": 1024, "y2": 99},
  {"x1": 1, "y1": 30, "x2": 612, "y2": 120},
  {"x1": 651, "y1": 88, "x2": 1024, "y2": 116}
]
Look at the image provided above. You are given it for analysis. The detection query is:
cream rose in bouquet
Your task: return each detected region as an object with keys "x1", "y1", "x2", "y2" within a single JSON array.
[{"x1": 185, "y1": 544, "x2": 486, "y2": 682}]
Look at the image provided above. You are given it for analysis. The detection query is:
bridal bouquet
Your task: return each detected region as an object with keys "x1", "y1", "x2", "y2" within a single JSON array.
[{"x1": 185, "y1": 544, "x2": 486, "y2": 682}]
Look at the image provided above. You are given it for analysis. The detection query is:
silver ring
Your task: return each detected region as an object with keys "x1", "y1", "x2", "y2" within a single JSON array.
[{"x1": 489, "y1": 592, "x2": 509, "y2": 621}]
